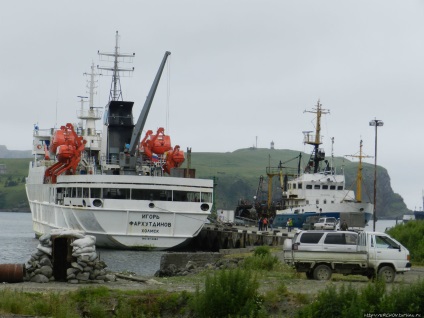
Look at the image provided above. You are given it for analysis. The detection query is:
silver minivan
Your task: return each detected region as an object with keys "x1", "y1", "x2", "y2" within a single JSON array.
[{"x1": 291, "y1": 230, "x2": 358, "y2": 252}]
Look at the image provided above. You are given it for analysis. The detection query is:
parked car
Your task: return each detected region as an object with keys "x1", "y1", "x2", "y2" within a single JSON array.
[
  {"x1": 313, "y1": 217, "x2": 337, "y2": 230},
  {"x1": 302, "y1": 216, "x2": 321, "y2": 230}
]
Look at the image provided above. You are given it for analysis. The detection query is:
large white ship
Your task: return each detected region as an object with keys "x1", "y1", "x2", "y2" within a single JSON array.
[{"x1": 26, "y1": 32, "x2": 214, "y2": 250}]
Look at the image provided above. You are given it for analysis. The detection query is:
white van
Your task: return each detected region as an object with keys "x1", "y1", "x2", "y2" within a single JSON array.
[
  {"x1": 283, "y1": 230, "x2": 411, "y2": 282},
  {"x1": 291, "y1": 230, "x2": 358, "y2": 252}
]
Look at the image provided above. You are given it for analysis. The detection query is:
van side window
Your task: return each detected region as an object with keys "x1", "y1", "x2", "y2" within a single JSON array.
[
  {"x1": 375, "y1": 235, "x2": 399, "y2": 249},
  {"x1": 345, "y1": 233, "x2": 358, "y2": 245},
  {"x1": 324, "y1": 233, "x2": 358, "y2": 245},
  {"x1": 300, "y1": 233, "x2": 324, "y2": 244},
  {"x1": 324, "y1": 233, "x2": 344, "y2": 244}
]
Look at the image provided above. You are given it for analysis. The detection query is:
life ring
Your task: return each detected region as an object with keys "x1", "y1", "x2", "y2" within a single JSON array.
[{"x1": 36, "y1": 145, "x2": 42, "y2": 150}]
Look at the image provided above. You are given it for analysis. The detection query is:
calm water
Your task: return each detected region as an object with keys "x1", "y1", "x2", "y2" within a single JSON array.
[{"x1": 0, "y1": 212, "x2": 164, "y2": 276}]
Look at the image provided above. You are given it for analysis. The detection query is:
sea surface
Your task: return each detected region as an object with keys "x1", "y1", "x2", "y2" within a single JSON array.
[
  {"x1": 0, "y1": 212, "x2": 164, "y2": 276},
  {"x1": 0, "y1": 212, "x2": 401, "y2": 276}
]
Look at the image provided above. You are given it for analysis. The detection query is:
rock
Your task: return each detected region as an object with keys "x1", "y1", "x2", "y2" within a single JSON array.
[
  {"x1": 67, "y1": 268, "x2": 78, "y2": 276},
  {"x1": 39, "y1": 257, "x2": 52, "y2": 267},
  {"x1": 68, "y1": 279, "x2": 79, "y2": 284},
  {"x1": 105, "y1": 274, "x2": 116, "y2": 282},
  {"x1": 39, "y1": 266, "x2": 53, "y2": 278},
  {"x1": 71, "y1": 262, "x2": 84, "y2": 271},
  {"x1": 76, "y1": 272, "x2": 90, "y2": 281},
  {"x1": 67, "y1": 274, "x2": 76, "y2": 280},
  {"x1": 30, "y1": 274, "x2": 49, "y2": 283}
]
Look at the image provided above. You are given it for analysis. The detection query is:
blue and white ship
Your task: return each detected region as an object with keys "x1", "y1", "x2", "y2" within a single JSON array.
[{"x1": 273, "y1": 101, "x2": 373, "y2": 229}]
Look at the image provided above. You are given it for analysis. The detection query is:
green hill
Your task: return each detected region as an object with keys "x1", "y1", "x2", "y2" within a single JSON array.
[{"x1": 0, "y1": 148, "x2": 409, "y2": 218}]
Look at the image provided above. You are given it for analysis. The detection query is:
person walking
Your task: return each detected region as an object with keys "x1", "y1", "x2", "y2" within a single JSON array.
[{"x1": 340, "y1": 219, "x2": 348, "y2": 231}]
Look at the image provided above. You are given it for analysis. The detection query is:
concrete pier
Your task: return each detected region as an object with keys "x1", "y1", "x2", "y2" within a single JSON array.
[{"x1": 188, "y1": 224, "x2": 295, "y2": 252}]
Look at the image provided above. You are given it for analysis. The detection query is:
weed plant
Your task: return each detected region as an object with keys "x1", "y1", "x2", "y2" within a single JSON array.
[
  {"x1": 296, "y1": 279, "x2": 424, "y2": 317},
  {"x1": 387, "y1": 220, "x2": 424, "y2": 263},
  {"x1": 191, "y1": 268, "x2": 265, "y2": 317},
  {"x1": 241, "y1": 246, "x2": 280, "y2": 271}
]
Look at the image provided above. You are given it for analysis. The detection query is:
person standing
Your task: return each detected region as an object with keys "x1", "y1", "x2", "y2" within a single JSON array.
[
  {"x1": 263, "y1": 217, "x2": 268, "y2": 231},
  {"x1": 341, "y1": 219, "x2": 348, "y2": 231},
  {"x1": 269, "y1": 216, "x2": 274, "y2": 231},
  {"x1": 287, "y1": 218, "x2": 293, "y2": 232},
  {"x1": 218, "y1": 211, "x2": 225, "y2": 223},
  {"x1": 258, "y1": 217, "x2": 263, "y2": 231}
]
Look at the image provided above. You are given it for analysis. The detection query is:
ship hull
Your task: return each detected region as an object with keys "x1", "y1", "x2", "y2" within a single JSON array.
[
  {"x1": 274, "y1": 202, "x2": 373, "y2": 228},
  {"x1": 26, "y1": 170, "x2": 213, "y2": 250}
]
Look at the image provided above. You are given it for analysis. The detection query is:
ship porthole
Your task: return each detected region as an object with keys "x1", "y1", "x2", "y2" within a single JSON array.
[
  {"x1": 200, "y1": 203, "x2": 209, "y2": 211},
  {"x1": 93, "y1": 199, "x2": 103, "y2": 207},
  {"x1": 149, "y1": 203, "x2": 155, "y2": 208}
]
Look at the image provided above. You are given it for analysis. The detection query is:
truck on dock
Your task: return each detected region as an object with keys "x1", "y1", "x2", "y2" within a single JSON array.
[{"x1": 283, "y1": 230, "x2": 411, "y2": 282}]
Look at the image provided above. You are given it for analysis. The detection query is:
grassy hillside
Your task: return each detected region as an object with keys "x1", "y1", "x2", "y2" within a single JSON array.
[
  {"x1": 0, "y1": 158, "x2": 31, "y2": 211},
  {"x1": 0, "y1": 148, "x2": 409, "y2": 218}
]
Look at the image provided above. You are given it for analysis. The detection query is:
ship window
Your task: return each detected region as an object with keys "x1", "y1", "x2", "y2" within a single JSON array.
[
  {"x1": 298, "y1": 183, "x2": 302, "y2": 189},
  {"x1": 314, "y1": 185, "x2": 320, "y2": 189},
  {"x1": 173, "y1": 191, "x2": 188, "y2": 201},
  {"x1": 132, "y1": 189, "x2": 171, "y2": 201},
  {"x1": 90, "y1": 188, "x2": 101, "y2": 198},
  {"x1": 323, "y1": 199, "x2": 327, "y2": 204},
  {"x1": 316, "y1": 199, "x2": 319, "y2": 204},
  {"x1": 103, "y1": 188, "x2": 130, "y2": 199},
  {"x1": 330, "y1": 185, "x2": 336, "y2": 190},
  {"x1": 322, "y1": 185, "x2": 328, "y2": 190},
  {"x1": 337, "y1": 186, "x2": 343, "y2": 190},
  {"x1": 306, "y1": 185, "x2": 312, "y2": 189},
  {"x1": 293, "y1": 184, "x2": 297, "y2": 189},
  {"x1": 82, "y1": 188, "x2": 89, "y2": 198},
  {"x1": 201, "y1": 192, "x2": 212, "y2": 202},
  {"x1": 306, "y1": 200, "x2": 309, "y2": 204}
]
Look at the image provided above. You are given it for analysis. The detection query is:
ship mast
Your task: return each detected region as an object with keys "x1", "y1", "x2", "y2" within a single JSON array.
[
  {"x1": 98, "y1": 31, "x2": 135, "y2": 101},
  {"x1": 303, "y1": 100, "x2": 330, "y2": 173},
  {"x1": 346, "y1": 140, "x2": 373, "y2": 202}
]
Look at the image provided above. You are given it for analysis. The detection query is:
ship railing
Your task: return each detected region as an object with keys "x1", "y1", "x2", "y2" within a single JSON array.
[
  {"x1": 77, "y1": 108, "x2": 103, "y2": 120},
  {"x1": 33, "y1": 128, "x2": 54, "y2": 137},
  {"x1": 303, "y1": 133, "x2": 323, "y2": 144}
]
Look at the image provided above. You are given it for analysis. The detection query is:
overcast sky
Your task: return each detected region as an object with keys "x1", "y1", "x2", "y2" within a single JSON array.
[{"x1": 1, "y1": 1, "x2": 424, "y2": 211}]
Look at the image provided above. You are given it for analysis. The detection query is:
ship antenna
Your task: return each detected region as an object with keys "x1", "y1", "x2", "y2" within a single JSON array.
[
  {"x1": 98, "y1": 31, "x2": 135, "y2": 101},
  {"x1": 345, "y1": 139, "x2": 373, "y2": 202},
  {"x1": 303, "y1": 100, "x2": 330, "y2": 173},
  {"x1": 84, "y1": 62, "x2": 102, "y2": 109}
]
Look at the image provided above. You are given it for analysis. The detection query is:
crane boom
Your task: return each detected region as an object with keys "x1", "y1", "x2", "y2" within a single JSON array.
[{"x1": 128, "y1": 51, "x2": 171, "y2": 155}]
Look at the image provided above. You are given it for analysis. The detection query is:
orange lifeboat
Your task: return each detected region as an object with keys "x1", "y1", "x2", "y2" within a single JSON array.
[
  {"x1": 163, "y1": 145, "x2": 185, "y2": 174},
  {"x1": 152, "y1": 134, "x2": 172, "y2": 154},
  {"x1": 50, "y1": 125, "x2": 76, "y2": 153},
  {"x1": 56, "y1": 144, "x2": 75, "y2": 162}
]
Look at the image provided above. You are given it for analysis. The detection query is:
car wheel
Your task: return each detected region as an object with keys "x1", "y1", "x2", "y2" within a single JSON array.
[
  {"x1": 313, "y1": 264, "x2": 332, "y2": 280},
  {"x1": 378, "y1": 266, "x2": 395, "y2": 283}
]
